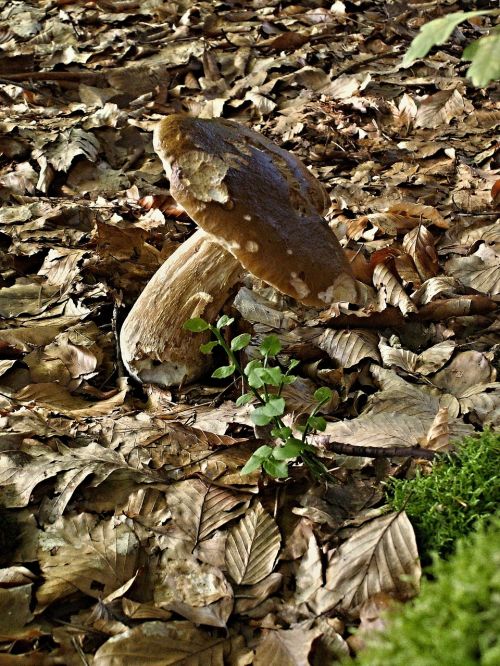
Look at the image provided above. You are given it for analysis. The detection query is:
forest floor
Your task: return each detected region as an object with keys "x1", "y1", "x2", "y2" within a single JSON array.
[{"x1": 0, "y1": 1, "x2": 498, "y2": 663}]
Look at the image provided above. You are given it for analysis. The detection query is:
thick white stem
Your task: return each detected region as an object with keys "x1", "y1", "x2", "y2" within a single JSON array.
[{"x1": 120, "y1": 230, "x2": 243, "y2": 387}]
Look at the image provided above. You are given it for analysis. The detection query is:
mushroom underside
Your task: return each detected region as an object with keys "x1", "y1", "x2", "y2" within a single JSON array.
[{"x1": 120, "y1": 229, "x2": 243, "y2": 387}]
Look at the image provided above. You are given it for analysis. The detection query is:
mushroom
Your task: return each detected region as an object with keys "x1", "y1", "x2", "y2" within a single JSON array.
[{"x1": 120, "y1": 115, "x2": 368, "y2": 387}]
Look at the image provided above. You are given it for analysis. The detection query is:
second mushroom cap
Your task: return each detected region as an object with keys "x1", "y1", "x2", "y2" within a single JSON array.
[{"x1": 153, "y1": 115, "x2": 358, "y2": 307}]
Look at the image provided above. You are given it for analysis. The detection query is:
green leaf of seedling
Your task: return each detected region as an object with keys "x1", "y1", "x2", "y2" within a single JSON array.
[
  {"x1": 272, "y1": 438, "x2": 303, "y2": 460},
  {"x1": 199, "y1": 340, "x2": 219, "y2": 354},
  {"x1": 240, "y1": 445, "x2": 272, "y2": 475},
  {"x1": 314, "y1": 387, "x2": 333, "y2": 403},
  {"x1": 463, "y1": 30, "x2": 500, "y2": 87},
  {"x1": 231, "y1": 333, "x2": 252, "y2": 352},
  {"x1": 259, "y1": 335, "x2": 281, "y2": 357},
  {"x1": 263, "y1": 459, "x2": 289, "y2": 478},
  {"x1": 236, "y1": 392, "x2": 254, "y2": 407},
  {"x1": 257, "y1": 366, "x2": 284, "y2": 387},
  {"x1": 211, "y1": 364, "x2": 236, "y2": 379},
  {"x1": 287, "y1": 359, "x2": 300, "y2": 371},
  {"x1": 184, "y1": 317, "x2": 209, "y2": 332},
  {"x1": 216, "y1": 315, "x2": 234, "y2": 329},
  {"x1": 307, "y1": 415, "x2": 327, "y2": 432},
  {"x1": 271, "y1": 426, "x2": 293, "y2": 440},
  {"x1": 281, "y1": 374, "x2": 297, "y2": 385},
  {"x1": 263, "y1": 397, "x2": 286, "y2": 417},
  {"x1": 401, "y1": 10, "x2": 494, "y2": 67},
  {"x1": 251, "y1": 410, "x2": 274, "y2": 426},
  {"x1": 245, "y1": 360, "x2": 265, "y2": 389}
]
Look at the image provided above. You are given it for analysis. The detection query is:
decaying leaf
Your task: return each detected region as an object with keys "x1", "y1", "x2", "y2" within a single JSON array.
[
  {"x1": 226, "y1": 502, "x2": 281, "y2": 586},
  {"x1": 312, "y1": 512, "x2": 420, "y2": 617}
]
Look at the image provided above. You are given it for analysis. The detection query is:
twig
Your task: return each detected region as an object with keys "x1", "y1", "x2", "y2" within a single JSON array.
[{"x1": 325, "y1": 440, "x2": 439, "y2": 460}]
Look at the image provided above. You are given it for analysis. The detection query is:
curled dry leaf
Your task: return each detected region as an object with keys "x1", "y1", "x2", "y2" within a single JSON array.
[
  {"x1": 94, "y1": 621, "x2": 243, "y2": 666},
  {"x1": 379, "y1": 339, "x2": 455, "y2": 375},
  {"x1": 166, "y1": 479, "x2": 250, "y2": 549},
  {"x1": 445, "y1": 249, "x2": 500, "y2": 295},
  {"x1": 316, "y1": 328, "x2": 381, "y2": 368},
  {"x1": 294, "y1": 533, "x2": 322, "y2": 604},
  {"x1": 153, "y1": 557, "x2": 233, "y2": 628},
  {"x1": 402, "y1": 225, "x2": 439, "y2": 281},
  {"x1": 37, "y1": 513, "x2": 140, "y2": 612},
  {"x1": 422, "y1": 406, "x2": 451, "y2": 452},
  {"x1": 225, "y1": 502, "x2": 281, "y2": 586},
  {"x1": 372, "y1": 263, "x2": 417, "y2": 315},
  {"x1": 254, "y1": 627, "x2": 322, "y2": 666},
  {"x1": 313, "y1": 511, "x2": 420, "y2": 618},
  {"x1": 432, "y1": 350, "x2": 496, "y2": 400},
  {"x1": 415, "y1": 89, "x2": 465, "y2": 129}
]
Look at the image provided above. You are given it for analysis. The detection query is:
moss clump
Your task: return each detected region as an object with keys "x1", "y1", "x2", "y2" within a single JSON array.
[
  {"x1": 352, "y1": 516, "x2": 500, "y2": 666},
  {"x1": 386, "y1": 429, "x2": 500, "y2": 558}
]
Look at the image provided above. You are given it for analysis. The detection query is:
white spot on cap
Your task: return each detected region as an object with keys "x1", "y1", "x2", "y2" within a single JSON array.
[
  {"x1": 318, "y1": 285, "x2": 337, "y2": 304},
  {"x1": 290, "y1": 274, "x2": 310, "y2": 299},
  {"x1": 286, "y1": 249, "x2": 293, "y2": 255},
  {"x1": 244, "y1": 214, "x2": 252, "y2": 221},
  {"x1": 245, "y1": 241, "x2": 259, "y2": 253}
]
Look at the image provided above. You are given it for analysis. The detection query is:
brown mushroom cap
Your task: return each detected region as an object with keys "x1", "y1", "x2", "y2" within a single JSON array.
[{"x1": 153, "y1": 115, "x2": 357, "y2": 307}]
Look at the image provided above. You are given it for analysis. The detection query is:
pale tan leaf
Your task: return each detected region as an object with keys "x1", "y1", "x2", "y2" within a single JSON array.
[
  {"x1": 379, "y1": 339, "x2": 455, "y2": 375},
  {"x1": 0, "y1": 442, "x2": 151, "y2": 519},
  {"x1": 321, "y1": 512, "x2": 420, "y2": 617},
  {"x1": 225, "y1": 503, "x2": 281, "y2": 586},
  {"x1": 381, "y1": 202, "x2": 449, "y2": 230},
  {"x1": 167, "y1": 479, "x2": 249, "y2": 549},
  {"x1": 445, "y1": 252, "x2": 500, "y2": 295},
  {"x1": 37, "y1": 513, "x2": 140, "y2": 611},
  {"x1": 432, "y1": 351, "x2": 496, "y2": 399},
  {"x1": 234, "y1": 573, "x2": 283, "y2": 615},
  {"x1": 402, "y1": 226, "x2": 439, "y2": 281},
  {"x1": 422, "y1": 407, "x2": 451, "y2": 451},
  {"x1": 0, "y1": 582, "x2": 34, "y2": 635},
  {"x1": 412, "y1": 276, "x2": 464, "y2": 305},
  {"x1": 294, "y1": 534, "x2": 322, "y2": 604},
  {"x1": 323, "y1": 413, "x2": 428, "y2": 449},
  {"x1": 372, "y1": 264, "x2": 417, "y2": 315},
  {"x1": 316, "y1": 328, "x2": 380, "y2": 368},
  {"x1": 0, "y1": 359, "x2": 16, "y2": 377},
  {"x1": 153, "y1": 557, "x2": 233, "y2": 628},
  {"x1": 459, "y1": 386, "x2": 500, "y2": 427},
  {"x1": 415, "y1": 89, "x2": 464, "y2": 128},
  {"x1": 393, "y1": 253, "x2": 422, "y2": 289},
  {"x1": 15, "y1": 382, "x2": 127, "y2": 417},
  {"x1": 94, "y1": 621, "x2": 229, "y2": 665},
  {"x1": 0, "y1": 281, "x2": 61, "y2": 317},
  {"x1": 254, "y1": 627, "x2": 321, "y2": 666}
]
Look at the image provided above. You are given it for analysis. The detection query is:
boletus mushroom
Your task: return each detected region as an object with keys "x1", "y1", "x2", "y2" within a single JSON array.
[{"x1": 120, "y1": 114, "x2": 368, "y2": 387}]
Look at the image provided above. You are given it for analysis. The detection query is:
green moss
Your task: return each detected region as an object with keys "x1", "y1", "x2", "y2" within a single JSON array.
[
  {"x1": 352, "y1": 516, "x2": 500, "y2": 666},
  {"x1": 386, "y1": 429, "x2": 500, "y2": 558}
]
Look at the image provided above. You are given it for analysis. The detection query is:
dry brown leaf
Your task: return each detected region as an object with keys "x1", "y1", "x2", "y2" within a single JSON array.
[
  {"x1": 422, "y1": 406, "x2": 451, "y2": 451},
  {"x1": 254, "y1": 627, "x2": 322, "y2": 666},
  {"x1": 225, "y1": 502, "x2": 281, "y2": 586},
  {"x1": 314, "y1": 512, "x2": 420, "y2": 618},
  {"x1": 445, "y1": 250, "x2": 500, "y2": 295},
  {"x1": 379, "y1": 339, "x2": 455, "y2": 375},
  {"x1": 294, "y1": 533, "x2": 322, "y2": 605},
  {"x1": 316, "y1": 328, "x2": 380, "y2": 367},
  {"x1": 94, "y1": 620, "x2": 237, "y2": 665},
  {"x1": 166, "y1": 479, "x2": 250, "y2": 549},
  {"x1": 432, "y1": 350, "x2": 496, "y2": 399},
  {"x1": 402, "y1": 226, "x2": 439, "y2": 281},
  {"x1": 372, "y1": 264, "x2": 417, "y2": 315},
  {"x1": 415, "y1": 89, "x2": 464, "y2": 128},
  {"x1": 153, "y1": 557, "x2": 233, "y2": 628},
  {"x1": 37, "y1": 513, "x2": 140, "y2": 611},
  {"x1": 15, "y1": 382, "x2": 127, "y2": 417}
]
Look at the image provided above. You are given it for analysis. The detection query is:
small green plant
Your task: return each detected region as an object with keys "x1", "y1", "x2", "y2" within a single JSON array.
[
  {"x1": 352, "y1": 515, "x2": 500, "y2": 666},
  {"x1": 386, "y1": 429, "x2": 500, "y2": 559},
  {"x1": 184, "y1": 316, "x2": 333, "y2": 478},
  {"x1": 403, "y1": 9, "x2": 500, "y2": 87}
]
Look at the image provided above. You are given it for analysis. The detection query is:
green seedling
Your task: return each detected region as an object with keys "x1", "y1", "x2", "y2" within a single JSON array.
[{"x1": 184, "y1": 316, "x2": 333, "y2": 478}]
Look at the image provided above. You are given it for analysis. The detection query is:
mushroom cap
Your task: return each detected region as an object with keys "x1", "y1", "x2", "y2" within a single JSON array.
[{"x1": 153, "y1": 114, "x2": 356, "y2": 307}]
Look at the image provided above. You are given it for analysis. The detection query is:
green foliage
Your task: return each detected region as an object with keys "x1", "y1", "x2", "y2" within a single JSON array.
[
  {"x1": 402, "y1": 9, "x2": 500, "y2": 87},
  {"x1": 386, "y1": 430, "x2": 500, "y2": 558},
  {"x1": 352, "y1": 516, "x2": 500, "y2": 666},
  {"x1": 184, "y1": 317, "x2": 334, "y2": 478}
]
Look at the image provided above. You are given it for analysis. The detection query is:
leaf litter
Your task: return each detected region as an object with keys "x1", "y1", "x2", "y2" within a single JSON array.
[{"x1": 0, "y1": 0, "x2": 498, "y2": 662}]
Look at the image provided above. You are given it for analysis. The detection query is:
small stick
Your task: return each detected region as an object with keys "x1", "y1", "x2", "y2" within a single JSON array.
[{"x1": 325, "y1": 440, "x2": 439, "y2": 460}]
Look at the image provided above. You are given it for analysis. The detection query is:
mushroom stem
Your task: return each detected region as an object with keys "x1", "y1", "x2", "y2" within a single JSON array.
[{"x1": 120, "y1": 229, "x2": 243, "y2": 387}]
